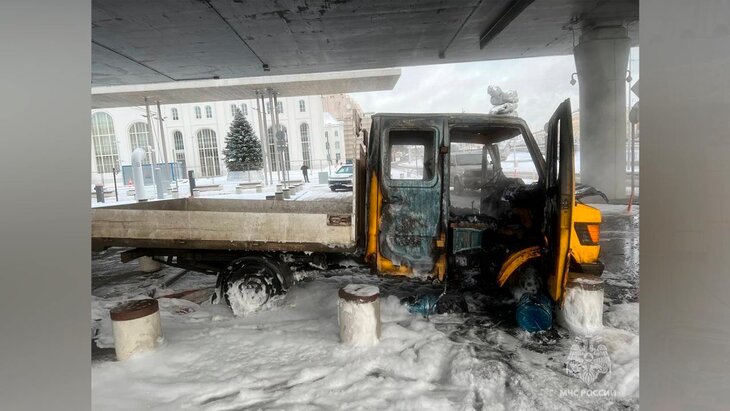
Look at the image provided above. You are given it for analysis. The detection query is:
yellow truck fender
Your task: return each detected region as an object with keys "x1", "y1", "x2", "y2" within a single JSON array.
[{"x1": 497, "y1": 246, "x2": 542, "y2": 287}]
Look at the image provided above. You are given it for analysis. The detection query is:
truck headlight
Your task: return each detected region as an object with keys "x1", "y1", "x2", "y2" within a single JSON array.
[{"x1": 574, "y1": 222, "x2": 600, "y2": 245}]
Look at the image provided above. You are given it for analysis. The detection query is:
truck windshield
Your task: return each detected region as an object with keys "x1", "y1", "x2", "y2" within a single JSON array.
[{"x1": 336, "y1": 166, "x2": 353, "y2": 174}]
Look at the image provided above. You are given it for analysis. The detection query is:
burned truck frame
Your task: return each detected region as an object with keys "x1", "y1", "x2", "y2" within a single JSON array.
[{"x1": 92, "y1": 99, "x2": 603, "y2": 310}]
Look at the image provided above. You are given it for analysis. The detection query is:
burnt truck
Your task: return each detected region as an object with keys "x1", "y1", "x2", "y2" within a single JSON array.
[{"x1": 92, "y1": 100, "x2": 603, "y2": 314}]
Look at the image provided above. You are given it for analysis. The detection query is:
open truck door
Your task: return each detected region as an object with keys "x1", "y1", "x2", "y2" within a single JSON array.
[
  {"x1": 543, "y1": 99, "x2": 575, "y2": 302},
  {"x1": 374, "y1": 116, "x2": 448, "y2": 278}
]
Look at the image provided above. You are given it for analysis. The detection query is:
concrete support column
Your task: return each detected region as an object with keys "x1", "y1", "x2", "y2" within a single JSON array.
[{"x1": 574, "y1": 26, "x2": 630, "y2": 200}]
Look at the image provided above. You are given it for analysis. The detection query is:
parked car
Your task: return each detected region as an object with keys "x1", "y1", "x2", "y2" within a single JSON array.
[
  {"x1": 328, "y1": 164, "x2": 353, "y2": 191},
  {"x1": 450, "y1": 150, "x2": 486, "y2": 194}
]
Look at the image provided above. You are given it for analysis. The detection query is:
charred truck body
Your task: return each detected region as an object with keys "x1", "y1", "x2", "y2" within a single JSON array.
[{"x1": 92, "y1": 100, "x2": 603, "y2": 314}]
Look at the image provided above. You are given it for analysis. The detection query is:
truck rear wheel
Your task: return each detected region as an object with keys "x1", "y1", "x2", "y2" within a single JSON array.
[{"x1": 214, "y1": 255, "x2": 293, "y2": 316}]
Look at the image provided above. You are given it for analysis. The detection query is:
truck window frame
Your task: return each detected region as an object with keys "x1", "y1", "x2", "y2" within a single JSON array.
[{"x1": 382, "y1": 127, "x2": 440, "y2": 188}]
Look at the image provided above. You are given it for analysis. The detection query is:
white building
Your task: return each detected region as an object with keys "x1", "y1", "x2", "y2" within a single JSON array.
[
  {"x1": 323, "y1": 113, "x2": 346, "y2": 165},
  {"x1": 91, "y1": 95, "x2": 330, "y2": 184}
]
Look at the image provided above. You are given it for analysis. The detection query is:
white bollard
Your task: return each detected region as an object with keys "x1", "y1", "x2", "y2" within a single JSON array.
[
  {"x1": 338, "y1": 284, "x2": 381, "y2": 346},
  {"x1": 110, "y1": 299, "x2": 163, "y2": 361},
  {"x1": 556, "y1": 273, "x2": 605, "y2": 336},
  {"x1": 235, "y1": 187, "x2": 245, "y2": 194},
  {"x1": 256, "y1": 185, "x2": 262, "y2": 193},
  {"x1": 139, "y1": 256, "x2": 162, "y2": 273}
]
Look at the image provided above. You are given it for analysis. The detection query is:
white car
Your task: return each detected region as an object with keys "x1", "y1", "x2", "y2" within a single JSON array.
[{"x1": 328, "y1": 164, "x2": 353, "y2": 191}]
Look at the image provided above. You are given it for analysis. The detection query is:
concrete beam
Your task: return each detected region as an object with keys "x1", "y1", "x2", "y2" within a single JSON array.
[{"x1": 91, "y1": 68, "x2": 401, "y2": 109}]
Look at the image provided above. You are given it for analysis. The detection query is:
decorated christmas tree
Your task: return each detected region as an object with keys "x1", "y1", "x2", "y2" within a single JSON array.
[{"x1": 223, "y1": 109, "x2": 263, "y2": 171}]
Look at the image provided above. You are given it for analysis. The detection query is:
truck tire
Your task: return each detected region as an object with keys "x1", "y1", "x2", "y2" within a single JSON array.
[{"x1": 213, "y1": 255, "x2": 293, "y2": 316}]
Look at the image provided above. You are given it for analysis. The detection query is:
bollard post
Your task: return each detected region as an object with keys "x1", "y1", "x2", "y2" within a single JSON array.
[
  {"x1": 556, "y1": 273, "x2": 605, "y2": 336},
  {"x1": 112, "y1": 167, "x2": 119, "y2": 202},
  {"x1": 110, "y1": 299, "x2": 163, "y2": 361},
  {"x1": 154, "y1": 168, "x2": 165, "y2": 199},
  {"x1": 188, "y1": 170, "x2": 196, "y2": 197},
  {"x1": 94, "y1": 184, "x2": 105, "y2": 203},
  {"x1": 338, "y1": 284, "x2": 381, "y2": 346}
]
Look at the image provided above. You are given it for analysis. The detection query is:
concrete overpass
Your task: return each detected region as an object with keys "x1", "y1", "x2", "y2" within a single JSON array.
[{"x1": 92, "y1": 0, "x2": 639, "y2": 199}]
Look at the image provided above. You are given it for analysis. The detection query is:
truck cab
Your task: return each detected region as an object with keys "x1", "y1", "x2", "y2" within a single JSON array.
[{"x1": 364, "y1": 100, "x2": 603, "y2": 303}]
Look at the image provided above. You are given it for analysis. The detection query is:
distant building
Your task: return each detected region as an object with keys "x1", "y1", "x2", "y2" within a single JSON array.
[
  {"x1": 91, "y1": 96, "x2": 328, "y2": 184},
  {"x1": 323, "y1": 113, "x2": 346, "y2": 166},
  {"x1": 321, "y1": 94, "x2": 364, "y2": 162}
]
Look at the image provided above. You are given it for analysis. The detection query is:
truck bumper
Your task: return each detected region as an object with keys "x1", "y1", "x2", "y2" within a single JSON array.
[{"x1": 572, "y1": 260, "x2": 605, "y2": 276}]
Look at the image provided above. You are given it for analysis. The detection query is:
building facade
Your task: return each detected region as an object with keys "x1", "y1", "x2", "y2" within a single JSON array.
[
  {"x1": 91, "y1": 95, "x2": 330, "y2": 184},
  {"x1": 323, "y1": 113, "x2": 346, "y2": 166},
  {"x1": 321, "y1": 94, "x2": 364, "y2": 162}
]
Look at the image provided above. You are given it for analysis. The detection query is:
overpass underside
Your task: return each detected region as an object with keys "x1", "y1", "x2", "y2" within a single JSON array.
[{"x1": 92, "y1": 0, "x2": 639, "y2": 199}]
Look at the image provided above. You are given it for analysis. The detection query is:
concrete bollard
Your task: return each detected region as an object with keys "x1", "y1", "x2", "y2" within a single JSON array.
[
  {"x1": 110, "y1": 299, "x2": 163, "y2": 361},
  {"x1": 338, "y1": 284, "x2": 381, "y2": 346},
  {"x1": 282, "y1": 189, "x2": 291, "y2": 199},
  {"x1": 256, "y1": 185, "x2": 262, "y2": 193},
  {"x1": 235, "y1": 187, "x2": 245, "y2": 194},
  {"x1": 276, "y1": 184, "x2": 283, "y2": 192},
  {"x1": 275, "y1": 191, "x2": 284, "y2": 200},
  {"x1": 557, "y1": 273, "x2": 605, "y2": 336},
  {"x1": 139, "y1": 256, "x2": 162, "y2": 273}
]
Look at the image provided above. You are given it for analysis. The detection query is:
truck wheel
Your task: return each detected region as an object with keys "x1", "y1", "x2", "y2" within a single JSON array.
[
  {"x1": 214, "y1": 255, "x2": 293, "y2": 316},
  {"x1": 330, "y1": 186, "x2": 337, "y2": 192}
]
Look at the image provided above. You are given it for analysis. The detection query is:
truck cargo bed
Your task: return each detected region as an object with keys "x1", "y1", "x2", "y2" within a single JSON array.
[{"x1": 91, "y1": 198, "x2": 356, "y2": 253}]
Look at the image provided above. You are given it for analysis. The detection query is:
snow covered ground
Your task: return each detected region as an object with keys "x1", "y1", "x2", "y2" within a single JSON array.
[{"x1": 91, "y1": 204, "x2": 639, "y2": 410}]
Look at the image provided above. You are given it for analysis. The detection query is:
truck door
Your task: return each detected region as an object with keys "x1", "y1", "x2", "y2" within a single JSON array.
[
  {"x1": 378, "y1": 117, "x2": 447, "y2": 274},
  {"x1": 544, "y1": 99, "x2": 575, "y2": 301}
]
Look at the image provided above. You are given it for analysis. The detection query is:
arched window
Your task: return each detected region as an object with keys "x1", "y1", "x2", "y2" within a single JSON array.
[
  {"x1": 196, "y1": 129, "x2": 221, "y2": 177},
  {"x1": 276, "y1": 101, "x2": 283, "y2": 114},
  {"x1": 241, "y1": 103, "x2": 248, "y2": 116},
  {"x1": 299, "y1": 99, "x2": 306, "y2": 112},
  {"x1": 171, "y1": 108, "x2": 179, "y2": 121},
  {"x1": 267, "y1": 125, "x2": 290, "y2": 171},
  {"x1": 173, "y1": 130, "x2": 186, "y2": 171},
  {"x1": 91, "y1": 112, "x2": 119, "y2": 173},
  {"x1": 194, "y1": 106, "x2": 202, "y2": 119},
  {"x1": 205, "y1": 105, "x2": 213, "y2": 118},
  {"x1": 231, "y1": 104, "x2": 238, "y2": 117},
  {"x1": 128, "y1": 122, "x2": 151, "y2": 164},
  {"x1": 334, "y1": 130, "x2": 339, "y2": 137},
  {"x1": 300, "y1": 123, "x2": 312, "y2": 167}
]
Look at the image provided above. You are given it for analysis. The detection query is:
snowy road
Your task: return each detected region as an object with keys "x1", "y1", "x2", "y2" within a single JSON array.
[{"x1": 91, "y1": 204, "x2": 639, "y2": 410}]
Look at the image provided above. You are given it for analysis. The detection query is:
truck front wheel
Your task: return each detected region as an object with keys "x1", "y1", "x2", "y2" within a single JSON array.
[{"x1": 213, "y1": 255, "x2": 293, "y2": 316}]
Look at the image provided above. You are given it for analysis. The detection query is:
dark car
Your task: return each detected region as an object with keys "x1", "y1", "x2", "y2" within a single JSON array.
[{"x1": 328, "y1": 164, "x2": 353, "y2": 191}]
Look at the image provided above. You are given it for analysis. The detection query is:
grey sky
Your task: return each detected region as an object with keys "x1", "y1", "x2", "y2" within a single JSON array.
[{"x1": 351, "y1": 48, "x2": 639, "y2": 133}]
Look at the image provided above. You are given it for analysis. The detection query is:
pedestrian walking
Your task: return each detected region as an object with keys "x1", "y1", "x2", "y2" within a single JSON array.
[{"x1": 300, "y1": 164, "x2": 310, "y2": 183}]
